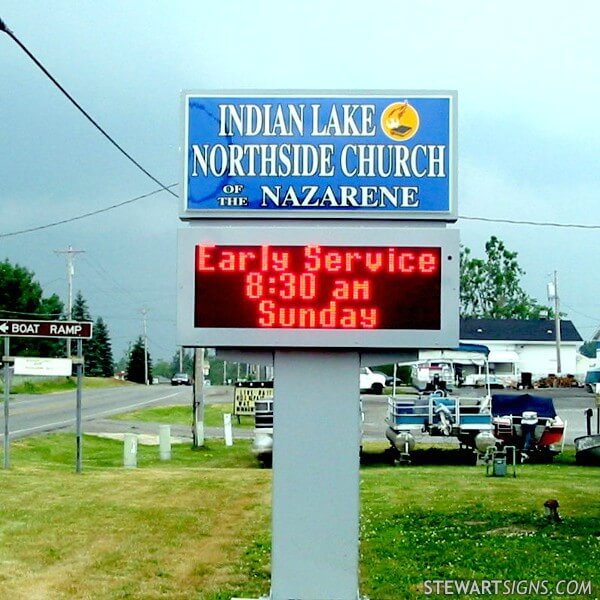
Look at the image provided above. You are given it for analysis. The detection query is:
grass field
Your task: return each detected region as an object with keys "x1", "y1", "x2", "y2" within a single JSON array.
[
  {"x1": 112, "y1": 404, "x2": 255, "y2": 429},
  {"x1": 0, "y1": 435, "x2": 598, "y2": 600},
  {"x1": 0, "y1": 376, "x2": 131, "y2": 395}
]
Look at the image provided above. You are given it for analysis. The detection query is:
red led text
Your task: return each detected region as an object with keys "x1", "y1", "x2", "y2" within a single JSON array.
[{"x1": 194, "y1": 244, "x2": 442, "y2": 330}]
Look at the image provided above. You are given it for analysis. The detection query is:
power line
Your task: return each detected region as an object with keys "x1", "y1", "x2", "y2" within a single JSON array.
[
  {"x1": 2, "y1": 20, "x2": 599, "y2": 235},
  {"x1": 81, "y1": 254, "x2": 146, "y2": 308},
  {"x1": 458, "y1": 215, "x2": 600, "y2": 229},
  {"x1": 0, "y1": 184, "x2": 178, "y2": 238},
  {"x1": 0, "y1": 308, "x2": 63, "y2": 317},
  {"x1": 561, "y1": 303, "x2": 600, "y2": 323},
  {"x1": 0, "y1": 17, "x2": 177, "y2": 199},
  {"x1": 1, "y1": 196, "x2": 598, "y2": 239}
]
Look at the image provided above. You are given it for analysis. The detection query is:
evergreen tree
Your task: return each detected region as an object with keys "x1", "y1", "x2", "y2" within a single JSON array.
[
  {"x1": 69, "y1": 292, "x2": 114, "y2": 377},
  {"x1": 0, "y1": 259, "x2": 65, "y2": 357},
  {"x1": 71, "y1": 290, "x2": 94, "y2": 358},
  {"x1": 71, "y1": 290, "x2": 92, "y2": 322},
  {"x1": 87, "y1": 317, "x2": 114, "y2": 377},
  {"x1": 126, "y1": 336, "x2": 152, "y2": 384}
]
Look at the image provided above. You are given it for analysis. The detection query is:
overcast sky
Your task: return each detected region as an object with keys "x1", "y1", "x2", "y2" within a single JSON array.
[{"x1": 1, "y1": 1, "x2": 599, "y2": 363}]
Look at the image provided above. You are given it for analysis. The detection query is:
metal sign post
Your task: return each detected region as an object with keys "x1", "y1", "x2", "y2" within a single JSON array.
[
  {"x1": 3, "y1": 337, "x2": 10, "y2": 469},
  {"x1": 75, "y1": 338, "x2": 83, "y2": 473},
  {"x1": 271, "y1": 351, "x2": 361, "y2": 599},
  {"x1": 0, "y1": 320, "x2": 92, "y2": 471},
  {"x1": 192, "y1": 347, "x2": 205, "y2": 448}
]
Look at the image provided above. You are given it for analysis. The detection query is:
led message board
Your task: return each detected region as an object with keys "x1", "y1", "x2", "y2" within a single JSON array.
[
  {"x1": 181, "y1": 91, "x2": 456, "y2": 220},
  {"x1": 177, "y1": 225, "x2": 459, "y2": 349},
  {"x1": 195, "y1": 245, "x2": 441, "y2": 330}
]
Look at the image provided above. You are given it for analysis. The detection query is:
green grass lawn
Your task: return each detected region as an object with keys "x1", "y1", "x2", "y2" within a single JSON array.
[
  {"x1": 1, "y1": 376, "x2": 131, "y2": 395},
  {"x1": 111, "y1": 403, "x2": 255, "y2": 429},
  {"x1": 0, "y1": 436, "x2": 598, "y2": 599}
]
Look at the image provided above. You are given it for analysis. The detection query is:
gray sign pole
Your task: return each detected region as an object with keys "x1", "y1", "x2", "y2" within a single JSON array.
[
  {"x1": 3, "y1": 337, "x2": 10, "y2": 470},
  {"x1": 75, "y1": 338, "x2": 83, "y2": 473},
  {"x1": 270, "y1": 350, "x2": 361, "y2": 599},
  {"x1": 192, "y1": 347, "x2": 205, "y2": 448}
]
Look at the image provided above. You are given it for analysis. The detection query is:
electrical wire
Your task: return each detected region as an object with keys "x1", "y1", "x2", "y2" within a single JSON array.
[
  {"x1": 0, "y1": 184, "x2": 598, "y2": 238},
  {"x1": 1, "y1": 19, "x2": 598, "y2": 236},
  {"x1": 459, "y1": 215, "x2": 600, "y2": 229},
  {"x1": 0, "y1": 17, "x2": 177, "y2": 199},
  {"x1": 561, "y1": 303, "x2": 600, "y2": 323},
  {"x1": 81, "y1": 254, "x2": 147, "y2": 308},
  {"x1": 0, "y1": 184, "x2": 178, "y2": 238},
  {"x1": 0, "y1": 308, "x2": 63, "y2": 317}
]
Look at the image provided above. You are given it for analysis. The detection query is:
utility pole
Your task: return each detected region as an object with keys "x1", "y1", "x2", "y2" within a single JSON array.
[
  {"x1": 141, "y1": 308, "x2": 149, "y2": 385},
  {"x1": 548, "y1": 271, "x2": 562, "y2": 376},
  {"x1": 54, "y1": 245, "x2": 85, "y2": 356}
]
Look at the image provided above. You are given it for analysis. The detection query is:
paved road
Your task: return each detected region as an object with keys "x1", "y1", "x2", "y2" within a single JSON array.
[
  {"x1": 0, "y1": 384, "x2": 192, "y2": 440},
  {"x1": 1, "y1": 384, "x2": 597, "y2": 446}
]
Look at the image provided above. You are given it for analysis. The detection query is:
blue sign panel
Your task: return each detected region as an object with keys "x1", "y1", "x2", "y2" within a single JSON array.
[{"x1": 182, "y1": 92, "x2": 456, "y2": 220}]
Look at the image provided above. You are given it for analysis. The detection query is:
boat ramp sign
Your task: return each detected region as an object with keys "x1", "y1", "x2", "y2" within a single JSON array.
[
  {"x1": 233, "y1": 381, "x2": 274, "y2": 416},
  {"x1": 182, "y1": 91, "x2": 456, "y2": 221},
  {"x1": 0, "y1": 319, "x2": 93, "y2": 339}
]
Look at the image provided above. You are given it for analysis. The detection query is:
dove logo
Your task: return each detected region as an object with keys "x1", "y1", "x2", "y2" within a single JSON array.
[{"x1": 381, "y1": 101, "x2": 420, "y2": 141}]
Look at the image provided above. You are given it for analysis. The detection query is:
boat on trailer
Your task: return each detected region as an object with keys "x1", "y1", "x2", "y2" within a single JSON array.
[
  {"x1": 491, "y1": 393, "x2": 566, "y2": 460},
  {"x1": 387, "y1": 344, "x2": 497, "y2": 460},
  {"x1": 385, "y1": 389, "x2": 496, "y2": 460},
  {"x1": 574, "y1": 407, "x2": 600, "y2": 466}
]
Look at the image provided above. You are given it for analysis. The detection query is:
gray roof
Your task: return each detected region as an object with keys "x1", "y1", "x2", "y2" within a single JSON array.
[{"x1": 460, "y1": 318, "x2": 583, "y2": 343}]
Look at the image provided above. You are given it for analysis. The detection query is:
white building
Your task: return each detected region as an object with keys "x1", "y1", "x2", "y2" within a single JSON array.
[{"x1": 460, "y1": 318, "x2": 585, "y2": 384}]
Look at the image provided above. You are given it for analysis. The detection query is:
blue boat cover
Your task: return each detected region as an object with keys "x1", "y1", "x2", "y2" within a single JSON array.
[
  {"x1": 456, "y1": 343, "x2": 490, "y2": 356},
  {"x1": 491, "y1": 394, "x2": 557, "y2": 418}
]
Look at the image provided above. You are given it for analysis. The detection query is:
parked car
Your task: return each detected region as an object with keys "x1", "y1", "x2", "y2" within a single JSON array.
[
  {"x1": 171, "y1": 372, "x2": 192, "y2": 386},
  {"x1": 360, "y1": 367, "x2": 386, "y2": 395}
]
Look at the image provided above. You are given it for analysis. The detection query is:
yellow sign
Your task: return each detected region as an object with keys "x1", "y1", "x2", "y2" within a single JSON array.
[{"x1": 233, "y1": 382, "x2": 274, "y2": 416}]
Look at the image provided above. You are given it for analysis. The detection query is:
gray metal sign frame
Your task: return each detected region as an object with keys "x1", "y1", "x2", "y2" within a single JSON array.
[
  {"x1": 177, "y1": 222, "x2": 459, "y2": 349},
  {"x1": 180, "y1": 90, "x2": 457, "y2": 221}
]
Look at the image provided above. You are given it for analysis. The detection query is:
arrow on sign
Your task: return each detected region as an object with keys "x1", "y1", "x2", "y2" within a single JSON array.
[{"x1": 0, "y1": 322, "x2": 8, "y2": 334}]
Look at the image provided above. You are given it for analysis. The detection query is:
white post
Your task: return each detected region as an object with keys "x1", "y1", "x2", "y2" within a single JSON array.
[
  {"x1": 223, "y1": 413, "x2": 233, "y2": 447},
  {"x1": 159, "y1": 424, "x2": 171, "y2": 460},
  {"x1": 124, "y1": 433, "x2": 138, "y2": 468}
]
